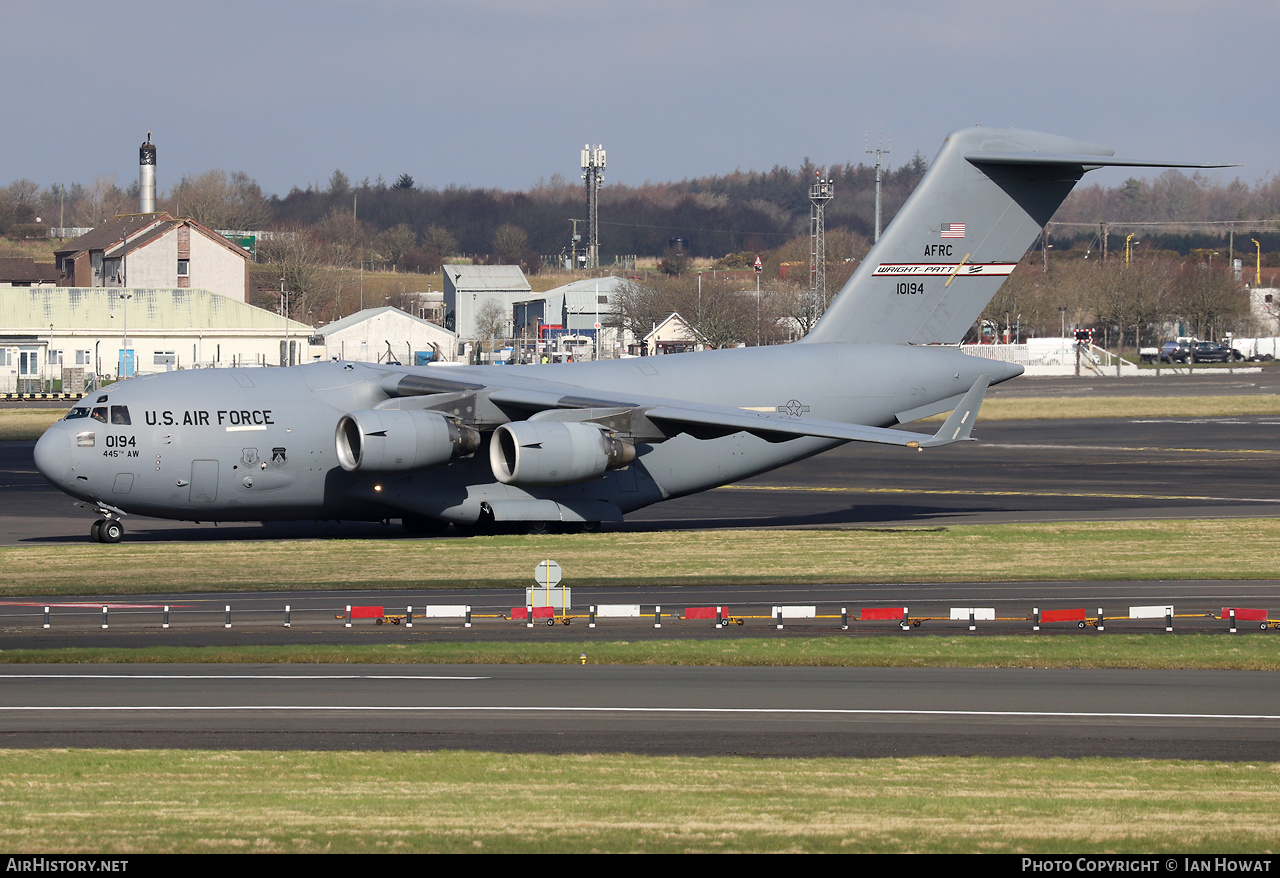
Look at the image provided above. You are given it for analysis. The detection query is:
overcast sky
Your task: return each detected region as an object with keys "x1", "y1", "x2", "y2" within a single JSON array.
[{"x1": 4, "y1": 1, "x2": 1272, "y2": 197}]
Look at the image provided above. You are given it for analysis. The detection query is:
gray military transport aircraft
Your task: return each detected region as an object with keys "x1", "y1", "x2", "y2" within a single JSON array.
[{"x1": 34, "y1": 127, "x2": 1226, "y2": 542}]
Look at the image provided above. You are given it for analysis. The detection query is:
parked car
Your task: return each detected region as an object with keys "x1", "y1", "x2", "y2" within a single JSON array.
[
  {"x1": 1159, "y1": 341, "x2": 1192, "y2": 363},
  {"x1": 1159, "y1": 340, "x2": 1245, "y2": 363},
  {"x1": 1189, "y1": 341, "x2": 1244, "y2": 363}
]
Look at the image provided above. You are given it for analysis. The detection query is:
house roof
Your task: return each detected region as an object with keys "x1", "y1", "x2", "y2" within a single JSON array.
[
  {"x1": 443, "y1": 265, "x2": 530, "y2": 293},
  {"x1": 53, "y1": 214, "x2": 171, "y2": 259},
  {"x1": 319, "y1": 306, "x2": 455, "y2": 338},
  {"x1": 643, "y1": 311, "x2": 703, "y2": 343},
  {"x1": 53, "y1": 213, "x2": 249, "y2": 262},
  {"x1": 0, "y1": 257, "x2": 60, "y2": 284}
]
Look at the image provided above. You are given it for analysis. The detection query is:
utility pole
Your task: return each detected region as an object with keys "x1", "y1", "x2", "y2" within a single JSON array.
[
  {"x1": 866, "y1": 133, "x2": 890, "y2": 243},
  {"x1": 568, "y1": 218, "x2": 583, "y2": 271}
]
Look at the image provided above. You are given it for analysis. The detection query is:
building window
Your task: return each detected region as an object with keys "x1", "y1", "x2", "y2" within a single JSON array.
[
  {"x1": 76, "y1": 350, "x2": 91, "y2": 365},
  {"x1": 177, "y1": 259, "x2": 189, "y2": 277},
  {"x1": 47, "y1": 350, "x2": 64, "y2": 367}
]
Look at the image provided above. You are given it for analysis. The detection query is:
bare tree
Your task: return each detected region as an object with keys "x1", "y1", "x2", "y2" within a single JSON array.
[
  {"x1": 259, "y1": 223, "x2": 326, "y2": 321},
  {"x1": 167, "y1": 170, "x2": 269, "y2": 229},
  {"x1": 1171, "y1": 261, "x2": 1246, "y2": 341},
  {"x1": 76, "y1": 174, "x2": 130, "y2": 226},
  {"x1": 374, "y1": 223, "x2": 417, "y2": 268},
  {"x1": 491, "y1": 223, "x2": 528, "y2": 264}
]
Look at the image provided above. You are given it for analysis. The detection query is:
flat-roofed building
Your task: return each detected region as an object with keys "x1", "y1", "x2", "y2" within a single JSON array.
[
  {"x1": 0, "y1": 286, "x2": 313, "y2": 392},
  {"x1": 441, "y1": 265, "x2": 530, "y2": 347}
]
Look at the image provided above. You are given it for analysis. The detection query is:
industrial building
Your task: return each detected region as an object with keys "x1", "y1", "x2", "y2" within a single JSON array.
[
  {"x1": 441, "y1": 265, "x2": 531, "y2": 347},
  {"x1": 317, "y1": 306, "x2": 457, "y2": 364},
  {"x1": 0, "y1": 286, "x2": 313, "y2": 393}
]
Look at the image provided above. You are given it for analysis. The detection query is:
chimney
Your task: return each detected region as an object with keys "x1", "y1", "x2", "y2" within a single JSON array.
[{"x1": 139, "y1": 132, "x2": 157, "y2": 213}]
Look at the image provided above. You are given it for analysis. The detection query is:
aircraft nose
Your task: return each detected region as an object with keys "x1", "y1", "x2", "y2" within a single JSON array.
[{"x1": 33, "y1": 425, "x2": 71, "y2": 484}]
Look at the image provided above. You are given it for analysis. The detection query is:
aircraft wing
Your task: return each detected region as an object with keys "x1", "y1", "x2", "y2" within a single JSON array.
[
  {"x1": 386, "y1": 368, "x2": 990, "y2": 450},
  {"x1": 640, "y1": 375, "x2": 988, "y2": 449}
]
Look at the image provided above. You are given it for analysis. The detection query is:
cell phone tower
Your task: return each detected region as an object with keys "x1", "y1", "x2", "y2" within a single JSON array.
[{"x1": 581, "y1": 145, "x2": 605, "y2": 270}]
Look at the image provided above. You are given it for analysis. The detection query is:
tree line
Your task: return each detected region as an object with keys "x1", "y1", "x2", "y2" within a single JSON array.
[{"x1": 4, "y1": 154, "x2": 1280, "y2": 345}]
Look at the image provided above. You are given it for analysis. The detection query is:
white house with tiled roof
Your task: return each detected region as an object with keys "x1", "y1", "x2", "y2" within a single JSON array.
[{"x1": 54, "y1": 213, "x2": 249, "y2": 302}]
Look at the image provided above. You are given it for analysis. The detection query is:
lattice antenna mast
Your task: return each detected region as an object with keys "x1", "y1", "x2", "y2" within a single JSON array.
[
  {"x1": 866, "y1": 132, "x2": 891, "y2": 242},
  {"x1": 809, "y1": 172, "x2": 835, "y2": 321},
  {"x1": 581, "y1": 145, "x2": 605, "y2": 270}
]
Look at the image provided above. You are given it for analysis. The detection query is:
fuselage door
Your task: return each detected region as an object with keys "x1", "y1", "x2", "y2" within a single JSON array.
[{"x1": 190, "y1": 459, "x2": 219, "y2": 502}]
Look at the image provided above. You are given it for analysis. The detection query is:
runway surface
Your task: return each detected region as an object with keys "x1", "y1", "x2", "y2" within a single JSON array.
[
  {"x1": 3, "y1": 664, "x2": 1279, "y2": 759},
  {"x1": 3, "y1": 372, "x2": 1279, "y2": 758}
]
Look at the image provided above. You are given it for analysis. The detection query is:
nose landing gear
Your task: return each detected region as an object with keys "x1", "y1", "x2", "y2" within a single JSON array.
[
  {"x1": 79, "y1": 502, "x2": 129, "y2": 544},
  {"x1": 90, "y1": 518, "x2": 124, "y2": 543}
]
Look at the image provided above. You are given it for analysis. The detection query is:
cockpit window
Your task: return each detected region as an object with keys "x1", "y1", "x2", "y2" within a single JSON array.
[
  {"x1": 110, "y1": 406, "x2": 131, "y2": 425},
  {"x1": 91, "y1": 407, "x2": 108, "y2": 423},
  {"x1": 64, "y1": 407, "x2": 91, "y2": 420}
]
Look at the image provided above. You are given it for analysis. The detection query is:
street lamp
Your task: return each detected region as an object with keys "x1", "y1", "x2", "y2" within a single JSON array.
[{"x1": 110, "y1": 290, "x2": 133, "y2": 378}]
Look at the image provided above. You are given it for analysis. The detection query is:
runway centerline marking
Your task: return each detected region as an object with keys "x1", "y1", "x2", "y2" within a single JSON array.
[
  {"x1": 0, "y1": 674, "x2": 490, "y2": 681},
  {"x1": 1, "y1": 706, "x2": 1277, "y2": 721}
]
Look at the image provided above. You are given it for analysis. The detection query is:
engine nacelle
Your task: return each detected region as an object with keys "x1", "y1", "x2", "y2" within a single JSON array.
[
  {"x1": 336, "y1": 409, "x2": 479, "y2": 472},
  {"x1": 490, "y1": 420, "x2": 636, "y2": 486}
]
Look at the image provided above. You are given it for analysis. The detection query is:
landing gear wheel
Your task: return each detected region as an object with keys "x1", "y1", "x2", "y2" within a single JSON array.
[
  {"x1": 90, "y1": 519, "x2": 105, "y2": 542},
  {"x1": 525, "y1": 521, "x2": 552, "y2": 536},
  {"x1": 100, "y1": 519, "x2": 124, "y2": 543}
]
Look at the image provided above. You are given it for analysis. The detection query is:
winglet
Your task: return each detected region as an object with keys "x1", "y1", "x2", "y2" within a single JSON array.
[{"x1": 916, "y1": 376, "x2": 989, "y2": 448}]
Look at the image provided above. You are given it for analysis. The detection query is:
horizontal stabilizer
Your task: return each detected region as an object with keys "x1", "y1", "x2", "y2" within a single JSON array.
[{"x1": 917, "y1": 376, "x2": 988, "y2": 448}]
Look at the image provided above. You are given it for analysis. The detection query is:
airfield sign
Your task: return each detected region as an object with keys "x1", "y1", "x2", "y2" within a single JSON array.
[{"x1": 534, "y1": 560, "x2": 563, "y2": 588}]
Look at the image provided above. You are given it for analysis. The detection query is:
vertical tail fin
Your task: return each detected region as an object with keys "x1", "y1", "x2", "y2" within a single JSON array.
[{"x1": 801, "y1": 127, "x2": 1228, "y2": 346}]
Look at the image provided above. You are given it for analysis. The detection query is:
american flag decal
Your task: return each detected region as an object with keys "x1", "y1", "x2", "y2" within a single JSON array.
[{"x1": 940, "y1": 222, "x2": 965, "y2": 238}]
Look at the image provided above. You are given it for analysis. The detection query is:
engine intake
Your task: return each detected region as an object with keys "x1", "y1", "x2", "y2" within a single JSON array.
[
  {"x1": 490, "y1": 421, "x2": 636, "y2": 486},
  {"x1": 336, "y1": 409, "x2": 479, "y2": 472}
]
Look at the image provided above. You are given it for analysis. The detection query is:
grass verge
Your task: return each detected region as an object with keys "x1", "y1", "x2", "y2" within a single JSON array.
[
  {"x1": 2, "y1": 635, "x2": 1279, "y2": 670},
  {"x1": 4, "y1": 519, "x2": 1280, "y2": 594},
  {"x1": 1, "y1": 749, "x2": 1276, "y2": 853}
]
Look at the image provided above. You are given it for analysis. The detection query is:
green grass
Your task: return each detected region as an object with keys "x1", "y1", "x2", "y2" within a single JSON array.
[
  {"x1": 0, "y1": 749, "x2": 1275, "y2": 853},
  {"x1": 3, "y1": 635, "x2": 1279, "y2": 670},
  {"x1": 4, "y1": 519, "x2": 1279, "y2": 595}
]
